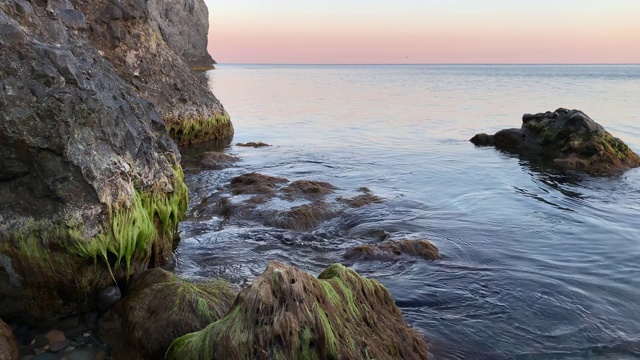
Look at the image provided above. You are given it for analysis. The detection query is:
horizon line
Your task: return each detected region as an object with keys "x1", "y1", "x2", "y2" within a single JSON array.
[{"x1": 213, "y1": 62, "x2": 640, "y2": 66}]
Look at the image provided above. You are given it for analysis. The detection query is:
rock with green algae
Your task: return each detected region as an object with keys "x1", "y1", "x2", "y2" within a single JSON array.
[
  {"x1": 71, "y1": 0, "x2": 233, "y2": 146},
  {"x1": 470, "y1": 108, "x2": 640, "y2": 175},
  {"x1": 345, "y1": 239, "x2": 441, "y2": 262},
  {"x1": 0, "y1": 0, "x2": 188, "y2": 321},
  {"x1": 99, "y1": 269, "x2": 236, "y2": 360},
  {"x1": 166, "y1": 261, "x2": 429, "y2": 360}
]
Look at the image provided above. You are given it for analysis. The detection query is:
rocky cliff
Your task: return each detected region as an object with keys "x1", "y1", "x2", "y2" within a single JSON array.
[
  {"x1": 147, "y1": 0, "x2": 217, "y2": 70},
  {"x1": 0, "y1": 0, "x2": 189, "y2": 320},
  {"x1": 72, "y1": 0, "x2": 233, "y2": 146}
]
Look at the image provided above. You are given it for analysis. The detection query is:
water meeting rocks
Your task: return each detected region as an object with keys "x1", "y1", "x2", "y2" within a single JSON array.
[
  {"x1": 166, "y1": 261, "x2": 429, "y2": 360},
  {"x1": 0, "y1": 0, "x2": 187, "y2": 320},
  {"x1": 72, "y1": 0, "x2": 233, "y2": 146},
  {"x1": 470, "y1": 108, "x2": 640, "y2": 175}
]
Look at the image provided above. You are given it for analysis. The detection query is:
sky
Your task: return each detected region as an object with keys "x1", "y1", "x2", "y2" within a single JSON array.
[{"x1": 203, "y1": 0, "x2": 640, "y2": 64}]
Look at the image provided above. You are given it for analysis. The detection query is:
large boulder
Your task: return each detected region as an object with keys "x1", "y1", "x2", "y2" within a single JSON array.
[
  {"x1": 166, "y1": 262, "x2": 429, "y2": 360},
  {"x1": 99, "y1": 269, "x2": 236, "y2": 359},
  {"x1": 471, "y1": 108, "x2": 640, "y2": 175},
  {"x1": 0, "y1": 318, "x2": 19, "y2": 360},
  {"x1": 71, "y1": 0, "x2": 233, "y2": 146},
  {"x1": 0, "y1": 0, "x2": 187, "y2": 320},
  {"x1": 146, "y1": 0, "x2": 216, "y2": 70}
]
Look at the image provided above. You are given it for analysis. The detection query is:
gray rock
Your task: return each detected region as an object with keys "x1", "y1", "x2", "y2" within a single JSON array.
[
  {"x1": 96, "y1": 286, "x2": 121, "y2": 312},
  {"x1": 146, "y1": 0, "x2": 216, "y2": 69},
  {"x1": 0, "y1": 0, "x2": 188, "y2": 320}
]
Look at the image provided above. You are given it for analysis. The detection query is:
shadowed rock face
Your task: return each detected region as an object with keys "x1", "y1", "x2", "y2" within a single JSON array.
[
  {"x1": 100, "y1": 269, "x2": 236, "y2": 360},
  {"x1": 0, "y1": 0, "x2": 187, "y2": 320},
  {"x1": 71, "y1": 0, "x2": 233, "y2": 146},
  {"x1": 471, "y1": 108, "x2": 640, "y2": 175},
  {"x1": 345, "y1": 240, "x2": 441, "y2": 262},
  {"x1": 166, "y1": 262, "x2": 429, "y2": 360},
  {"x1": 0, "y1": 318, "x2": 19, "y2": 360},
  {"x1": 146, "y1": 0, "x2": 216, "y2": 70}
]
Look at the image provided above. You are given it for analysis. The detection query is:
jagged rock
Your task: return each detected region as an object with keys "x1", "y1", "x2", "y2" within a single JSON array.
[
  {"x1": 345, "y1": 240, "x2": 441, "y2": 262},
  {"x1": 146, "y1": 0, "x2": 216, "y2": 70},
  {"x1": 99, "y1": 269, "x2": 236, "y2": 360},
  {"x1": 166, "y1": 262, "x2": 429, "y2": 360},
  {"x1": 0, "y1": 318, "x2": 19, "y2": 360},
  {"x1": 72, "y1": 0, "x2": 233, "y2": 146},
  {"x1": 0, "y1": 0, "x2": 187, "y2": 320},
  {"x1": 471, "y1": 108, "x2": 640, "y2": 175}
]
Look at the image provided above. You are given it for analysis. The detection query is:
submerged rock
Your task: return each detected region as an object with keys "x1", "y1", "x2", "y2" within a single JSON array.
[
  {"x1": 72, "y1": 0, "x2": 233, "y2": 146},
  {"x1": 236, "y1": 141, "x2": 271, "y2": 148},
  {"x1": 166, "y1": 262, "x2": 429, "y2": 360},
  {"x1": 0, "y1": 318, "x2": 19, "y2": 360},
  {"x1": 338, "y1": 187, "x2": 383, "y2": 208},
  {"x1": 185, "y1": 152, "x2": 240, "y2": 170},
  {"x1": 0, "y1": 0, "x2": 187, "y2": 320},
  {"x1": 281, "y1": 180, "x2": 336, "y2": 200},
  {"x1": 471, "y1": 108, "x2": 640, "y2": 175},
  {"x1": 345, "y1": 240, "x2": 441, "y2": 262},
  {"x1": 99, "y1": 268, "x2": 236, "y2": 360},
  {"x1": 229, "y1": 172, "x2": 289, "y2": 196}
]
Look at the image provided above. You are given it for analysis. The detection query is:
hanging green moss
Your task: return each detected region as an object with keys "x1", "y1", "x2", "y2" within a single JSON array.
[
  {"x1": 166, "y1": 262, "x2": 429, "y2": 360},
  {"x1": 166, "y1": 111, "x2": 234, "y2": 146}
]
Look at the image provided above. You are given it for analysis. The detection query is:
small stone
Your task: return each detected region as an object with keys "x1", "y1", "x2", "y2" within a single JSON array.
[
  {"x1": 32, "y1": 353, "x2": 57, "y2": 360},
  {"x1": 96, "y1": 286, "x2": 121, "y2": 312},
  {"x1": 64, "y1": 328, "x2": 83, "y2": 339},
  {"x1": 49, "y1": 339, "x2": 70, "y2": 352},
  {"x1": 93, "y1": 351, "x2": 107, "y2": 360},
  {"x1": 34, "y1": 334, "x2": 49, "y2": 347},
  {"x1": 82, "y1": 331, "x2": 91, "y2": 338},
  {"x1": 62, "y1": 349, "x2": 95, "y2": 360},
  {"x1": 45, "y1": 329, "x2": 66, "y2": 345}
]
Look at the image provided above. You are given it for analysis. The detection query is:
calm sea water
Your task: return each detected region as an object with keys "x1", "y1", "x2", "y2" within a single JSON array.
[{"x1": 176, "y1": 65, "x2": 640, "y2": 359}]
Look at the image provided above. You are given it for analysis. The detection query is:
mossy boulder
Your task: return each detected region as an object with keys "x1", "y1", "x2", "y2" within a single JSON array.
[
  {"x1": 345, "y1": 239, "x2": 441, "y2": 262},
  {"x1": 471, "y1": 108, "x2": 640, "y2": 175},
  {"x1": 100, "y1": 269, "x2": 236, "y2": 359},
  {"x1": 166, "y1": 261, "x2": 429, "y2": 360},
  {"x1": 0, "y1": 0, "x2": 187, "y2": 320}
]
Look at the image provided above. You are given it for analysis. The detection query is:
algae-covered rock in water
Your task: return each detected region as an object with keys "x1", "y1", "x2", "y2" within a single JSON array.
[
  {"x1": 166, "y1": 261, "x2": 429, "y2": 360},
  {"x1": 71, "y1": 0, "x2": 233, "y2": 146},
  {"x1": 470, "y1": 108, "x2": 640, "y2": 175},
  {"x1": 345, "y1": 239, "x2": 441, "y2": 262},
  {"x1": 0, "y1": 318, "x2": 19, "y2": 360},
  {"x1": 100, "y1": 269, "x2": 236, "y2": 360},
  {"x1": 0, "y1": 0, "x2": 187, "y2": 320}
]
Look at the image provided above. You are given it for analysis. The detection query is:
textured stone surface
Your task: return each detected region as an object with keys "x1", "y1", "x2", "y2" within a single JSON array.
[
  {"x1": 471, "y1": 108, "x2": 640, "y2": 175},
  {"x1": 147, "y1": 0, "x2": 216, "y2": 69},
  {"x1": 0, "y1": 0, "x2": 187, "y2": 320},
  {"x1": 72, "y1": 0, "x2": 233, "y2": 146},
  {"x1": 0, "y1": 318, "x2": 19, "y2": 360},
  {"x1": 167, "y1": 262, "x2": 429, "y2": 360}
]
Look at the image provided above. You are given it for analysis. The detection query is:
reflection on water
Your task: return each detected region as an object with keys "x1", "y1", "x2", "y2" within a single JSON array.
[{"x1": 176, "y1": 65, "x2": 640, "y2": 359}]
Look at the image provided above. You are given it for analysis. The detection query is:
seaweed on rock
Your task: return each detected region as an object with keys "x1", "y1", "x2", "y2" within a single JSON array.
[{"x1": 166, "y1": 262, "x2": 429, "y2": 360}]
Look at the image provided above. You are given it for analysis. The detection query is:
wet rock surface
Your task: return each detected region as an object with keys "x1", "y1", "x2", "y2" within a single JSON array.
[
  {"x1": 345, "y1": 239, "x2": 441, "y2": 262},
  {"x1": 235, "y1": 141, "x2": 272, "y2": 148},
  {"x1": 99, "y1": 268, "x2": 236, "y2": 360},
  {"x1": 193, "y1": 173, "x2": 383, "y2": 231},
  {"x1": 0, "y1": 318, "x2": 19, "y2": 360},
  {"x1": 471, "y1": 108, "x2": 640, "y2": 175},
  {"x1": 184, "y1": 152, "x2": 240, "y2": 170},
  {"x1": 72, "y1": 0, "x2": 233, "y2": 146},
  {"x1": 0, "y1": 0, "x2": 187, "y2": 320},
  {"x1": 166, "y1": 261, "x2": 429, "y2": 360},
  {"x1": 146, "y1": 0, "x2": 216, "y2": 69}
]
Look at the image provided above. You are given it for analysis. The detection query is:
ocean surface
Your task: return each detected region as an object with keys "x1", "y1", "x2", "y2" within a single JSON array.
[{"x1": 176, "y1": 65, "x2": 640, "y2": 359}]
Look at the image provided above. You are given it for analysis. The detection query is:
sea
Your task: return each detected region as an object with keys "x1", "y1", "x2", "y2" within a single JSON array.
[{"x1": 175, "y1": 64, "x2": 640, "y2": 360}]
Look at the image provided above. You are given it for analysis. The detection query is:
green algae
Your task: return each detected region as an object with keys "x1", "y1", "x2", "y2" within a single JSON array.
[
  {"x1": 166, "y1": 111, "x2": 233, "y2": 146},
  {"x1": 166, "y1": 262, "x2": 429, "y2": 360}
]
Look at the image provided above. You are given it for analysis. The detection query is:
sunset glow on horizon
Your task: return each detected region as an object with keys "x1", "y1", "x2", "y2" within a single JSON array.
[{"x1": 203, "y1": 0, "x2": 640, "y2": 64}]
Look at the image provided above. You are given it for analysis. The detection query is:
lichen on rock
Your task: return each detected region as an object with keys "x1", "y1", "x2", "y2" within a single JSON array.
[
  {"x1": 166, "y1": 261, "x2": 429, "y2": 360},
  {"x1": 100, "y1": 268, "x2": 236, "y2": 360},
  {"x1": 470, "y1": 108, "x2": 640, "y2": 175}
]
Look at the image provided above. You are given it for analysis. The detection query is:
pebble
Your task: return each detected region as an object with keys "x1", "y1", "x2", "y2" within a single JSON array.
[
  {"x1": 44, "y1": 329, "x2": 66, "y2": 345},
  {"x1": 49, "y1": 339, "x2": 70, "y2": 352},
  {"x1": 34, "y1": 335, "x2": 49, "y2": 347}
]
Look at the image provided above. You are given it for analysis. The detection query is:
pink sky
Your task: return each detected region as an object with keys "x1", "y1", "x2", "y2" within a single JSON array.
[{"x1": 205, "y1": 1, "x2": 640, "y2": 64}]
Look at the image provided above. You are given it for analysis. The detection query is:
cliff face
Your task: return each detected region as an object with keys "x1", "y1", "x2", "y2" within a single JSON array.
[
  {"x1": 72, "y1": 0, "x2": 233, "y2": 146},
  {"x1": 0, "y1": 0, "x2": 188, "y2": 320},
  {"x1": 147, "y1": 0, "x2": 217, "y2": 70}
]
